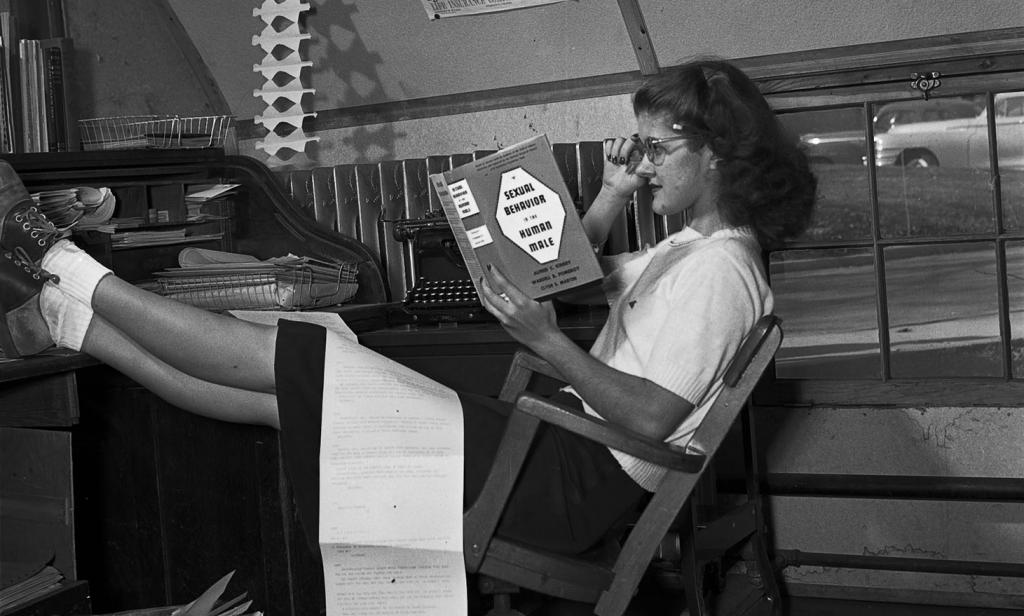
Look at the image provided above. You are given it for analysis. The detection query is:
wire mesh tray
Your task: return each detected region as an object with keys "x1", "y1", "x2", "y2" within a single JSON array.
[
  {"x1": 153, "y1": 261, "x2": 358, "y2": 311},
  {"x1": 78, "y1": 115, "x2": 234, "y2": 151}
]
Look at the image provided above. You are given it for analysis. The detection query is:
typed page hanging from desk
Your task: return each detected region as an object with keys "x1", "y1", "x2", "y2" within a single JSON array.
[{"x1": 320, "y1": 328, "x2": 466, "y2": 616}]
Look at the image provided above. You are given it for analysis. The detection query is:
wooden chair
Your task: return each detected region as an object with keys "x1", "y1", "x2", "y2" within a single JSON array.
[{"x1": 462, "y1": 315, "x2": 784, "y2": 616}]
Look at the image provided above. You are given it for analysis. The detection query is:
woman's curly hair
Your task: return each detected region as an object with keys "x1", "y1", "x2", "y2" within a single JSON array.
[{"x1": 632, "y1": 58, "x2": 817, "y2": 249}]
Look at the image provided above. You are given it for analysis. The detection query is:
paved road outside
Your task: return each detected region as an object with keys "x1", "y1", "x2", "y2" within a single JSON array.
[{"x1": 772, "y1": 243, "x2": 1024, "y2": 376}]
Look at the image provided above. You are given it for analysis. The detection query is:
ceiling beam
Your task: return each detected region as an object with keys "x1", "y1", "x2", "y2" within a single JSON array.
[
  {"x1": 616, "y1": 0, "x2": 659, "y2": 75},
  {"x1": 148, "y1": 0, "x2": 231, "y2": 116}
]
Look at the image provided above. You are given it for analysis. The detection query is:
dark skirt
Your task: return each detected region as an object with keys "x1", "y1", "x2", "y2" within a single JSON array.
[{"x1": 273, "y1": 319, "x2": 646, "y2": 558}]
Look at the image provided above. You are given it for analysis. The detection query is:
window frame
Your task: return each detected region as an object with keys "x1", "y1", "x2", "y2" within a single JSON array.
[{"x1": 755, "y1": 28, "x2": 1024, "y2": 406}]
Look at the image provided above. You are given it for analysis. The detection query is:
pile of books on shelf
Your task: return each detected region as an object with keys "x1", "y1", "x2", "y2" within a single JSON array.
[
  {"x1": 149, "y1": 247, "x2": 359, "y2": 311},
  {"x1": 0, "y1": 0, "x2": 75, "y2": 153},
  {"x1": 108, "y1": 228, "x2": 225, "y2": 249},
  {"x1": 109, "y1": 228, "x2": 191, "y2": 248},
  {"x1": 185, "y1": 183, "x2": 240, "y2": 221},
  {"x1": 79, "y1": 216, "x2": 146, "y2": 234}
]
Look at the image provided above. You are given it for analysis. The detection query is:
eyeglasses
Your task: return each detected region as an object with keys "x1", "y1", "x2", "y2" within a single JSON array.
[{"x1": 628, "y1": 134, "x2": 691, "y2": 166}]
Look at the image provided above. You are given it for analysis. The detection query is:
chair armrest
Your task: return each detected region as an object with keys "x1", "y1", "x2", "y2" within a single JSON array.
[
  {"x1": 515, "y1": 393, "x2": 705, "y2": 473},
  {"x1": 498, "y1": 350, "x2": 565, "y2": 402},
  {"x1": 498, "y1": 349, "x2": 704, "y2": 472}
]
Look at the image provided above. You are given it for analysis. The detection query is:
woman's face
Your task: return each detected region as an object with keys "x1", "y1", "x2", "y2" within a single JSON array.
[{"x1": 634, "y1": 112, "x2": 716, "y2": 218}]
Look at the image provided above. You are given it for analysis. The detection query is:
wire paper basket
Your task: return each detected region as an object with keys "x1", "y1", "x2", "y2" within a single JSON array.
[
  {"x1": 78, "y1": 115, "x2": 234, "y2": 151},
  {"x1": 153, "y1": 260, "x2": 359, "y2": 311}
]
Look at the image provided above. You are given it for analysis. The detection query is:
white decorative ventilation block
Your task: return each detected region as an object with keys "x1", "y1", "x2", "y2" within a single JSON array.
[{"x1": 252, "y1": 0, "x2": 319, "y2": 160}]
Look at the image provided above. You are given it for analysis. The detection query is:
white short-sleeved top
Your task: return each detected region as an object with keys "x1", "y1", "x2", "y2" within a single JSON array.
[{"x1": 568, "y1": 225, "x2": 772, "y2": 490}]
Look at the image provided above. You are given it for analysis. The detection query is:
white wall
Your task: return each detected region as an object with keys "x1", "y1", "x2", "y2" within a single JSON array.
[
  {"x1": 166, "y1": 0, "x2": 1024, "y2": 121},
  {"x1": 68, "y1": 0, "x2": 1024, "y2": 167}
]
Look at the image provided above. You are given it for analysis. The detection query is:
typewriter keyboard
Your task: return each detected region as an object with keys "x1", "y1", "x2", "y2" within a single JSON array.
[{"x1": 403, "y1": 278, "x2": 480, "y2": 308}]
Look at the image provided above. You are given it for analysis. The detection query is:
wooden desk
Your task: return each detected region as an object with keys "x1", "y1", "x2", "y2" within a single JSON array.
[
  {"x1": 0, "y1": 306, "x2": 606, "y2": 616},
  {"x1": 357, "y1": 306, "x2": 607, "y2": 395},
  {"x1": 1, "y1": 353, "x2": 98, "y2": 615},
  {"x1": 0, "y1": 150, "x2": 384, "y2": 615}
]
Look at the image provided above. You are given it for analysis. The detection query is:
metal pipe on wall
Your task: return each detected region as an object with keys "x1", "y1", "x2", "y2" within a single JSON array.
[
  {"x1": 775, "y1": 549, "x2": 1024, "y2": 578},
  {"x1": 719, "y1": 473, "x2": 1024, "y2": 502}
]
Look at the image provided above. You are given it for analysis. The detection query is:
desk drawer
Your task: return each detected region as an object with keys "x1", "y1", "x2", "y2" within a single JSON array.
[
  {"x1": 0, "y1": 427, "x2": 76, "y2": 580},
  {"x1": 0, "y1": 372, "x2": 79, "y2": 427}
]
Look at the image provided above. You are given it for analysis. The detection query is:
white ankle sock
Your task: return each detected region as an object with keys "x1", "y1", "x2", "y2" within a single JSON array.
[
  {"x1": 40, "y1": 239, "x2": 112, "y2": 307},
  {"x1": 39, "y1": 283, "x2": 94, "y2": 351}
]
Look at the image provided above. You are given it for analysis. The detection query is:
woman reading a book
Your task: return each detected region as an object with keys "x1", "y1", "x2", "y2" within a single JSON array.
[{"x1": 0, "y1": 58, "x2": 814, "y2": 556}]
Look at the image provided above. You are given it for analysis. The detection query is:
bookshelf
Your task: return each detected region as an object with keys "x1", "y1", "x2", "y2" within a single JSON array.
[
  {"x1": 0, "y1": 0, "x2": 89, "y2": 564},
  {"x1": 77, "y1": 217, "x2": 234, "y2": 283},
  {"x1": 0, "y1": 150, "x2": 396, "y2": 616},
  {"x1": 0, "y1": 150, "x2": 237, "y2": 616},
  {"x1": 0, "y1": 0, "x2": 76, "y2": 154}
]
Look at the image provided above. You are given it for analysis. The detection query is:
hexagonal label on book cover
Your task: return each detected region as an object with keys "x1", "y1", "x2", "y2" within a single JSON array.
[{"x1": 495, "y1": 166, "x2": 564, "y2": 264}]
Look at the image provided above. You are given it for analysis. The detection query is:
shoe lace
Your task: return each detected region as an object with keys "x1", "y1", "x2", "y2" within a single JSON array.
[
  {"x1": 17, "y1": 205, "x2": 63, "y2": 239},
  {"x1": 7, "y1": 205, "x2": 61, "y2": 283},
  {"x1": 12, "y1": 245, "x2": 59, "y2": 283}
]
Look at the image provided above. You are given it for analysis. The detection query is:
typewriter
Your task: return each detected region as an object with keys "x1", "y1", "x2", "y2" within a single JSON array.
[{"x1": 393, "y1": 214, "x2": 492, "y2": 323}]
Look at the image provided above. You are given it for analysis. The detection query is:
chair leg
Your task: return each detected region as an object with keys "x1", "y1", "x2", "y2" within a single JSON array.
[
  {"x1": 677, "y1": 503, "x2": 708, "y2": 616},
  {"x1": 747, "y1": 520, "x2": 781, "y2": 616},
  {"x1": 484, "y1": 594, "x2": 526, "y2": 616},
  {"x1": 478, "y1": 576, "x2": 527, "y2": 616},
  {"x1": 741, "y1": 405, "x2": 782, "y2": 615}
]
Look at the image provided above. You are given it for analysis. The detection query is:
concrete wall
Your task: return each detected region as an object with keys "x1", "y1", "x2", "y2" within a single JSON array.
[
  {"x1": 63, "y1": 0, "x2": 1024, "y2": 166},
  {"x1": 59, "y1": 0, "x2": 1024, "y2": 606},
  {"x1": 760, "y1": 406, "x2": 1024, "y2": 606}
]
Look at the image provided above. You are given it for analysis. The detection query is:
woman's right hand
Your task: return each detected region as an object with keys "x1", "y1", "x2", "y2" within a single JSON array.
[
  {"x1": 601, "y1": 136, "x2": 647, "y2": 201},
  {"x1": 581, "y1": 136, "x2": 647, "y2": 248}
]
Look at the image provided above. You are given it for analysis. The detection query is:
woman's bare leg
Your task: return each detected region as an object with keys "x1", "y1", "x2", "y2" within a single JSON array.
[
  {"x1": 82, "y1": 312, "x2": 281, "y2": 428},
  {"x1": 88, "y1": 274, "x2": 280, "y2": 393}
]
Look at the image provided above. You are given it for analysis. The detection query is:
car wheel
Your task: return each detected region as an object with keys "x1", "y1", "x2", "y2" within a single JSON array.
[{"x1": 900, "y1": 151, "x2": 939, "y2": 168}]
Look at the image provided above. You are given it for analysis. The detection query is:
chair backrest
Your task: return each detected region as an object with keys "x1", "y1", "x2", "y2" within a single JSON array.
[
  {"x1": 467, "y1": 315, "x2": 783, "y2": 616},
  {"x1": 595, "y1": 314, "x2": 782, "y2": 615}
]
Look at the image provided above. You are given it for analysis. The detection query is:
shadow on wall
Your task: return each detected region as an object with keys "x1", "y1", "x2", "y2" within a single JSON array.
[{"x1": 265, "y1": 2, "x2": 403, "y2": 168}]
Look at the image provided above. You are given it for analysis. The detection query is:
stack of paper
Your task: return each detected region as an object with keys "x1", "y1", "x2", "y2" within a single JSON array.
[
  {"x1": 109, "y1": 228, "x2": 190, "y2": 247},
  {"x1": 152, "y1": 248, "x2": 359, "y2": 310},
  {"x1": 31, "y1": 185, "x2": 116, "y2": 232},
  {"x1": 86, "y1": 216, "x2": 147, "y2": 234},
  {"x1": 96, "y1": 571, "x2": 261, "y2": 616},
  {"x1": 171, "y1": 571, "x2": 259, "y2": 616},
  {"x1": 185, "y1": 184, "x2": 240, "y2": 221},
  {"x1": 0, "y1": 563, "x2": 64, "y2": 613}
]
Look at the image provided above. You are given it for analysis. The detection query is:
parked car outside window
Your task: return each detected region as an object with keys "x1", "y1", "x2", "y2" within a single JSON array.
[
  {"x1": 798, "y1": 97, "x2": 984, "y2": 165},
  {"x1": 872, "y1": 99, "x2": 981, "y2": 134},
  {"x1": 874, "y1": 92, "x2": 1024, "y2": 168}
]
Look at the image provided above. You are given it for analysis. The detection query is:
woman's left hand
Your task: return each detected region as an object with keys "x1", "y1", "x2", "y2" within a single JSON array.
[{"x1": 478, "y1": 265, "x2": 560, "y2": 353}]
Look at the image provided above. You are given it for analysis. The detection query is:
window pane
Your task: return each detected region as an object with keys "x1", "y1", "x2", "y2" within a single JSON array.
[
  {"x1": 997, "y1": 91, "x2": 1024, "y2": 231},
  {"x1": 873, "y1": 96, "x2": 994, "y2": 238},
  {"x1": 995, "y1": 90, "x2": 1024, "y2": 168},
  {"x1": 885, "y1": 243, "x2": 1002, "y2": 377},
  {"x1": 770, "y1": 248, "x2": 880, "y2": 379},
  {"x1": 778, "y1": 108, "x2": 872, "y2": 241},
  {"x1": 1009, "y1": 241, "x2": 1024, "y2": 377},
  {"x1": 1004, "y1": 168, "x2": 1024, "y2": 231}
]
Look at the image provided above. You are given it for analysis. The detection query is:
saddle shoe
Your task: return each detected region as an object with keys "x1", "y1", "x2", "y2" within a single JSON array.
[{"x1": 0, "y1": 161, "x2": 60, "y2": 358}]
